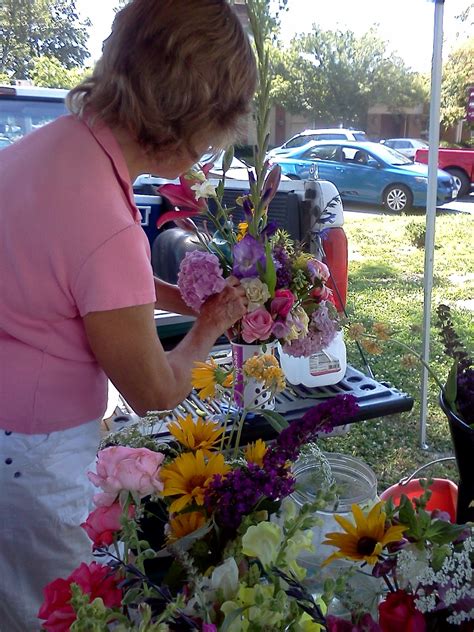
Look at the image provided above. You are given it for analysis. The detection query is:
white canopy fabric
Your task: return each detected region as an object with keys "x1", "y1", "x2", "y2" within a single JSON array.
[{"x1": 420, "y1": 0, "x2": 445, "y2": 447}]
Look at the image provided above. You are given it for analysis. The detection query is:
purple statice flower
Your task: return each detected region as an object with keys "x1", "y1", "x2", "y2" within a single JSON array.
[
  {"x1": 232, "y1": 234, "x2": 266, "y2": 279},
  {"x1": 282, "y1": 301, "x2": 339, "y2": 358},
  {"x1": 177, "y1": 250, "x2": 226, "y2": 311},
  {"x1": 272, "y1": 244, "x2": 292, "y2": 289},
  {"x1": 204, "y1": 463, "x2": 295, "y2": 530},
  {"x1": 265, "y1": 395, "x2": 359, "y2": 467}
]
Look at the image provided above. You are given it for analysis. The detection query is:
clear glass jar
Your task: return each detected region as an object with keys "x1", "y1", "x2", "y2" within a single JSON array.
[{"x1": 291, "y1": 449, "x2": 378, "y2": 597}]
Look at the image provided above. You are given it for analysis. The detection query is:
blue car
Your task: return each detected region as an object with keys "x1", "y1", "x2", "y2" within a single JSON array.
[{"x1": 272, "y1": 140, "x2": 458, "y2": 212}]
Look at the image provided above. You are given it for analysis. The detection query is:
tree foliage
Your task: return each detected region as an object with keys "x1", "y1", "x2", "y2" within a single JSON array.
[
  {"x1": 29, "y1": 56, "x2": 90, "y2": 89},
  {"x1": 0, "y1": 0, "x2": 90, "y2": 81},
  {"x1": 272, "y1": 26, "x2": 427, "y2": 129},
  {"x1": 440, "y1": 37, "x2": 474, "y2": 128}
]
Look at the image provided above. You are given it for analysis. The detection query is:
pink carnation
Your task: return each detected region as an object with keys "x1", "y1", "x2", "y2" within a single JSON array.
[
  {"x1": 88, "y1": 446, "x2": 165, "y2": 507},
  {"x1": 307, "y1": 259, "x2": 330, "y2": 283},
  {"x1": 81, "y1": 502, "x2": 135, "y2": 549},
  {"x1": 38, "y1": 562, "x2": 122, "y2": 632},
  {"x1": 241, "y1": 307, "x2": 274, "y2": 343},
  {"x1": 178, "y1": 250, "x2": 226, "y2": 312}
]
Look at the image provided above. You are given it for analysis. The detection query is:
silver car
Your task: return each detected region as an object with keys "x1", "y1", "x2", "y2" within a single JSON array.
[{"x1": 380, "y1": 138, "x2": 429, "y2": 161}]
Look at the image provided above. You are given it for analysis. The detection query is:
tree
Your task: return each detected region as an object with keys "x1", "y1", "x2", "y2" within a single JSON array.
[
  {"x1": 272, "y1": 26, "x2": 427, "y2": 129},
  {"x1": 29, "y1": 55, "x2": 90, "y2": 89},
  {"x1": 440, "y1": 37, "x2": 474, "y2": 128},
  {"x1": 0, "y1": 0, "x2": 90, "y2": 81}
]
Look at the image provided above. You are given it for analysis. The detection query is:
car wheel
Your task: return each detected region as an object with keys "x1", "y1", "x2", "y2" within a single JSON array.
[
  {"x1": 445, "y1": 168, "x2": 470, "y2": 197},
  {"x1": 383, "y1": 184, "x2": 413, "y2": 212}
]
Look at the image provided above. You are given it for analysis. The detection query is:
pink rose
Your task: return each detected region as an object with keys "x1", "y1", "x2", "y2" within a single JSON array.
[
  {"x1": 38, "y1": 562, "x2": 122, "y2": 632},
  {"x1": 241, "y1": 307, "x2": 274, "y2": 343},
  {"x1": 270, "y1": 289, "x2": 295, "y2": 318},
  {"x1": 88, "y1": 446, "x2": 165, "y2": 507},
  {"x1": 81, "y1": 502, "x2": 135, "y2": 549},
  {"x1": 378, "y1": 590, "x2": 426, "y2": 632}
]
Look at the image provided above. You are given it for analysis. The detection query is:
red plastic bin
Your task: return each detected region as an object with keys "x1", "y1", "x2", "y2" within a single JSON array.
[{"x1": 380, "y1": 478, "x2": 458, "y2": 523}]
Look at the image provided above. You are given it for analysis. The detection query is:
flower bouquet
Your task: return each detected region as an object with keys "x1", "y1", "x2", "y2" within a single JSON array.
[
  {"x1": 38, "y1": 394, "x2": 360, "y2": 631},
  {"x1": 320, "y1": 482, "x2": 474, "y2": 631}
]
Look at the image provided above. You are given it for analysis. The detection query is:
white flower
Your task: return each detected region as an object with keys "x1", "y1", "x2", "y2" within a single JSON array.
[
  {"x1": 241, "y1": 521, "x2": 283, "y2": 568},
  {"x1": 241, "y1": 277, "x2": 271, "y2": 312},
  {"x1": 191, "y1": 181, "x2": 216, "y2": 200},
  {"x1": 211, "y1": 557, "x2": 239, "y2": 601}
]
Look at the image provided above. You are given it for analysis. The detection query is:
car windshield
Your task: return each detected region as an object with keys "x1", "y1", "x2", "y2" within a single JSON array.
[
  {"x1": 372, "y1": 144, "x2": 412, "y2": 165},
  {"x1": 0, "y1": 98, "x2": 67, "y2": 144},
  {"x1": 199, "y1": 152, "x2": 248, "y2": 171}
]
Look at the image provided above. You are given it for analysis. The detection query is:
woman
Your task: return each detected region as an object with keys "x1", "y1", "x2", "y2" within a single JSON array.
[{"x1": 0, "y1": 1, "x2": 256, "y2": 628}]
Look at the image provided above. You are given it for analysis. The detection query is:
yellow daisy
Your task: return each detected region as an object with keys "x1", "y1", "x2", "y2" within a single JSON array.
[
  {"x1": 191, "y1": 358, "x2": 233, "y2": 400},
  {"x1": 160, "y1": 450, "x2": 230, "y2": 513},
  {"x1": 168, "y1": 414, "x2": 224, "y2": 454},
  {"x1": 166, "y1": 511, "x2": 206, "y2": 543},
  {"x1": 244, "y1": 439, "x2": 268, "y2": 467},
  {"x1": 243, "y1": 354, "x2": 286, "y2": 393},
  {"x1": 322, "y1": 501, "x2": 406, "y2": 566}
]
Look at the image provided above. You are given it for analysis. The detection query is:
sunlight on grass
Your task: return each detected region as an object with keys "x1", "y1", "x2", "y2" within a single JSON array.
[{"x1": 318, "y1": 213, "x2": 473, "y2": 491}]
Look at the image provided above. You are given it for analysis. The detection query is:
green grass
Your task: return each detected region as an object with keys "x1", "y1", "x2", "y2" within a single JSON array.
[{"x1": 317, "y1": 211, "x2": 474, "y2": 492}]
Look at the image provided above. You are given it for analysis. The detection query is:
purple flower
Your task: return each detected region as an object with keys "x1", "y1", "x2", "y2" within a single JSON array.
[
  {"x1": 178, "y1": 250, "x2": 226, "y2": 311},
  {"x1": 283, "y1": 301, "x2": 339, "y2": 358},
  {"x1": 272, "y1": 244, "x2": 292, "y2": 289},
  {"x1": 232, "y1": 235, "x2": 266, "y2": 279}
]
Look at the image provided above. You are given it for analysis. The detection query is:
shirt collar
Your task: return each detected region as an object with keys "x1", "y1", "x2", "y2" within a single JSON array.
[{"x1": 83, "y1": 115, "x2": 142, "y2": 224}]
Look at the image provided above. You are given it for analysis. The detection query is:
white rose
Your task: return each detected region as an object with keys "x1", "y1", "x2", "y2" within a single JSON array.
[{"x1": 241, "y1": 277, "x2": 271, "y2": 312}]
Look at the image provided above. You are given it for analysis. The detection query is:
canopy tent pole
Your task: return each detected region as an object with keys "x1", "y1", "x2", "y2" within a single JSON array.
[{"x1": 419, "y1": 0, "x2": 445, "y2": 449}]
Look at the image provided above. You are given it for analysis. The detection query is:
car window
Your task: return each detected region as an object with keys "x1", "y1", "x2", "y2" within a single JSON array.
[
  {"x1": 353, "y1": 132, "x2": 367, "y2": 141},
  {"x1": 0, "y1": 98, "x2": 68, "y2": 144},
  {"x1": 302, "y1": 145, "x2": 340, "y2": 161},
  {"x1": 284, "y1": 135, "x2": 310, "y2": 149},
  {"x1": 372, "y1": 144, "x2": 412, "y2": 165},
  {"x1": 384, "y1": 140, "x2": 395, "y2": 148},
  {"x1": 315, "y1": 133, "x2": 347, "y2": 140}
]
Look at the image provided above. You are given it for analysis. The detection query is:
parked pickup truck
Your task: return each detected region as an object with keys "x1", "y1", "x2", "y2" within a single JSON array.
[{"x1": 415, "y1": 147, "x2": 474, "y2": 197}]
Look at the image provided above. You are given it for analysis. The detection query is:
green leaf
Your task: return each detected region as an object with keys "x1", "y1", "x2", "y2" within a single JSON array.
[
  {"x1": 425, "y1": 519, "x2": 467, "y2": 545},
  {"x1": 444, "y1": 360, "x2": 458, "y2": 408},
  {"x1": 222, "y1": 145, "x2": 235, "y2": 174},
  {"x1": 258, "y1": 409, "x2": 289, "y2": 433},
  {"x1": 220, "y1": 607, "x2": 249, "y2": 632},
  {"x1": 263, "y1": 240, "x2": 277, "y2": 296}
]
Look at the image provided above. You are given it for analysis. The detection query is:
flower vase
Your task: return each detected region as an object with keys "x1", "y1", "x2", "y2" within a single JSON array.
[
  {"x1": 230, "y1": 341, "x2": 277, "y2": 410},
  {"x1": 439, "y1": 392, "x2": 474, "y2": 524}
]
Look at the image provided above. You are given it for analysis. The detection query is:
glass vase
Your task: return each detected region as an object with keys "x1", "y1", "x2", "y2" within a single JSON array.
[{"x1": 230, "y1": 341, "x2": 276, "y2": 410}]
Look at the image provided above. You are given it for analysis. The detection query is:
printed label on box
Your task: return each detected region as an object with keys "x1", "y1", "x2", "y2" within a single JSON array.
[{"x1": 309, "y1": 350, "x2": 341, "y2": 376}]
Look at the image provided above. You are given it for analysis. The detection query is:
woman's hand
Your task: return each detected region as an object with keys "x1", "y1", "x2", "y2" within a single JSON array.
[{"x1": 199, "y1": 276, "x2": 248, "y2": 333}]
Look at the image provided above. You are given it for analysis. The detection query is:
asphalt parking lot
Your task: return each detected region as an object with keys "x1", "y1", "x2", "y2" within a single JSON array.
[{"x1": 343, "y1": 190, "x2": 474, "y2": 217}]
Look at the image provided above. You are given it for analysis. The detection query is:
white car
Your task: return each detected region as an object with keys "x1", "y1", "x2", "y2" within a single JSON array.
[
  {"x1": 380, "y1": 138, "x2": 428, "y2": 161},
  {"x1": 266, "y1": 128, "x2": 367, "y2": 160}
]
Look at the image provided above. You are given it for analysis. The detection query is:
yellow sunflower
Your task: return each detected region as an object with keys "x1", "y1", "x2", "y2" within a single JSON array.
[
  {"x1": 244, "y1": 439, "x2": 268, "y2": 467},
  {"x1": 168, "y1": 414, "x2": 224, "y2": 454},
  {"x1": 166, "y1": 511, "x2": 207, "y2": 543},
  {"x1": 322, "y1": 501, "x2": 406, "y2": 566},
  {"x1": 191, "y1": 358, "x2": 233, "y2": 400},
  {"x1": 160, "y1": 450, "x2": 230, "y2": 513}
]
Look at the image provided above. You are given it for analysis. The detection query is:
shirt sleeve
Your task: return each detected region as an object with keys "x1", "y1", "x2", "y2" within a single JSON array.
[{"x1": 73, "y1": 224, "x2": 156, "y2": 317}]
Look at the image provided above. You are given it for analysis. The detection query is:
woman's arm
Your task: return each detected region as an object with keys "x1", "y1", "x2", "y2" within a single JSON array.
[
  {"x1": 153, "y1": 276, "x2": 196, "y2": 316},
  {"x1": 83, "y1": 279, "x2": 247, "y2": 415}
]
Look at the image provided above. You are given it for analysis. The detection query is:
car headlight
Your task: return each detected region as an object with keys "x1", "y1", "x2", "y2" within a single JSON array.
[{"x1": 414, "y1": 176, "x2": 428, "y2": 183}]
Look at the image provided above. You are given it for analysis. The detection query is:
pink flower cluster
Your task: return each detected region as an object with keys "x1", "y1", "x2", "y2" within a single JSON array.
[
  {"x1": 282, "y1": 300, "x2": 340, "y2": 357},
  {"x1": 178, "y1": 250, "x2": 226, "y2": 312}
]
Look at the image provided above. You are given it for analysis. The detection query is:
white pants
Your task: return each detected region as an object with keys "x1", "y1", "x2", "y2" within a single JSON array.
[{"x1": 0, "y1": 420, "x2": 101, "y2": 632}]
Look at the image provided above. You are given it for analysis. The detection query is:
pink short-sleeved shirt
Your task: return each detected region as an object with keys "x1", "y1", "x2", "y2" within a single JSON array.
[{"x1": 0, "y1": 115, "x2": 157, "y2": 434}]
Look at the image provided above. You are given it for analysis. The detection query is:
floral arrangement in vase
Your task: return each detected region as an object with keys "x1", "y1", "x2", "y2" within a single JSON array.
[
  {"x1": 320, "y1": 483, "x2": 474, "y2": 631},
  {"x1": 37, "y1": 393, "x2": 360, "y2": 631}
]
